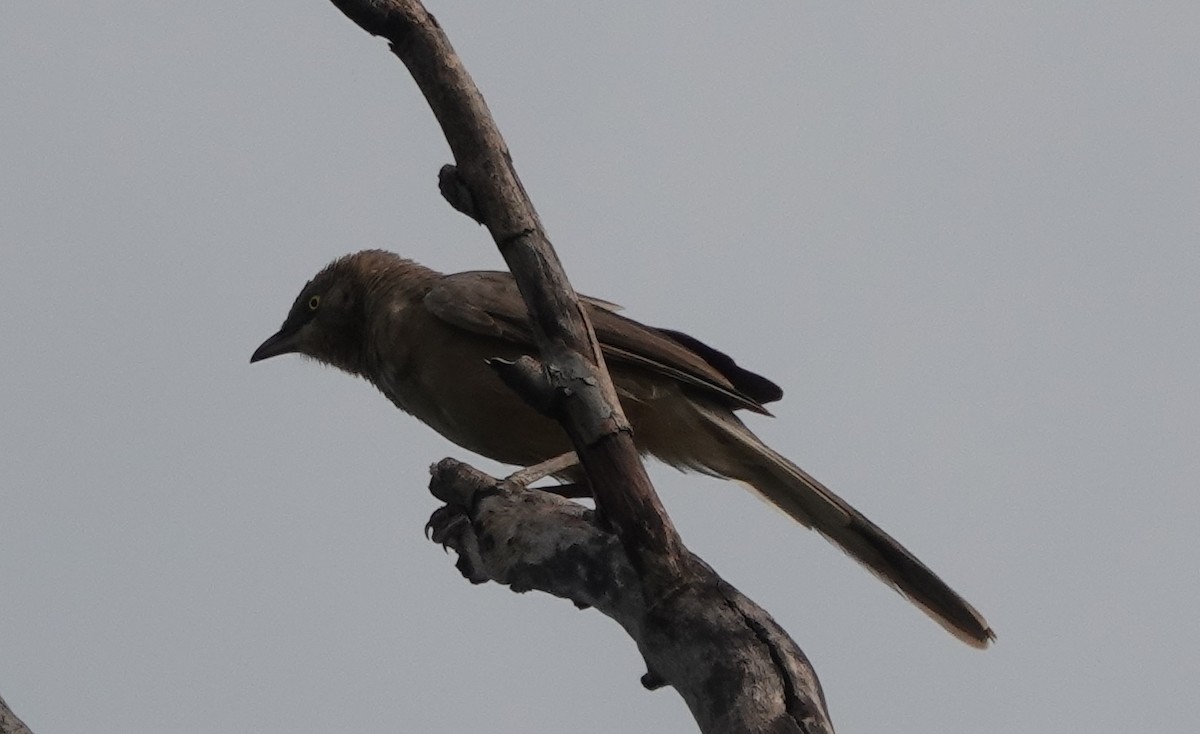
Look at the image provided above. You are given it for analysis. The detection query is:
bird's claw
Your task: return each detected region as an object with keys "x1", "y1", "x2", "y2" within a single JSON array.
[{"x1": 426, "y1": 505, "x2": 470, "y2": 548}]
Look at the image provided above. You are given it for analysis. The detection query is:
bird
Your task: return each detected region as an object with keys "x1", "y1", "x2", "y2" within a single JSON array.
[{"x1": 251, "y1": 249, "x2": 994, "y2": 647}]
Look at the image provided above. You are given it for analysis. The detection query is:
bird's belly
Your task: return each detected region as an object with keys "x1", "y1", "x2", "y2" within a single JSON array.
[
  {"x1": 423, "y1": 376, "x2": 574, "y2": 465},
  {"x1": 378, "y1": 344, "x2": 575, "y2": 467},
  {"x1": 372, "y1": 328, "x2": 712, "y2": 470}
]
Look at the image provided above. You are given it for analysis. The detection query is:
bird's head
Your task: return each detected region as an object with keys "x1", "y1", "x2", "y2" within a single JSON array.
[{"x1": 250, "y1": 254, "x2": 373, "y2": 375}]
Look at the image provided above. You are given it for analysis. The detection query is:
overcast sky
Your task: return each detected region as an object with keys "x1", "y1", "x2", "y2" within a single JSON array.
[{"x1": 2, "y1": 2, "x2": 1198, "y2": 732}]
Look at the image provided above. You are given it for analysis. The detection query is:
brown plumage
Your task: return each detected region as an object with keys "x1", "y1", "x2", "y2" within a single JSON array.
[{"x1": 251, "y1": 249, "x2": 995, "y2": 647}]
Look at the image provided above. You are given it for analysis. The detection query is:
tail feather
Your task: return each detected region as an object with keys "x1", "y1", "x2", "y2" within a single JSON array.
[{"x1": 694, "y1": 404, "x2": 995, "y2": 648}]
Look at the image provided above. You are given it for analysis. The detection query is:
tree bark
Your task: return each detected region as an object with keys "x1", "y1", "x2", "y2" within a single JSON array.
[
  {"x1": 326, "y1": 2, "x2": 836, "y2": 731},
  {"x1": 0, "y1": 693, "x2": 34, "y2": 734}
]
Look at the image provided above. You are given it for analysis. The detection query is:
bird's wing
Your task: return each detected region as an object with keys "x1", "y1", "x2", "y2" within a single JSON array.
[{"x1": 423, "y1": 271, "x2": 780, "y2": 414}]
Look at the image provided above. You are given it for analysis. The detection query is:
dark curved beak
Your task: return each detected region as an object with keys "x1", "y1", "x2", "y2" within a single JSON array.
[{"x1": 250, "y1": 328, "x2": 300, "y2": 363}]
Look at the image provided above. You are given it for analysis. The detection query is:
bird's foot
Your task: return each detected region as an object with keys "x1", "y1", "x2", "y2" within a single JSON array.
[{"x1": 503, "y1": 451, "x2": 580, "y2": 489}]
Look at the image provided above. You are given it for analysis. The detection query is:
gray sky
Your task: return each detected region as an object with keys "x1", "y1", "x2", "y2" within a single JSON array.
[{"x1": 2, "y1": 2, "x2": 1197, "y2": 732}]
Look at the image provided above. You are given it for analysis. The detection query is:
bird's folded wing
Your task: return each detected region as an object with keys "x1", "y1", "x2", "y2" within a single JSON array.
[{"x1": 423, "y1": 271, "x2": 779, "y2": 414}]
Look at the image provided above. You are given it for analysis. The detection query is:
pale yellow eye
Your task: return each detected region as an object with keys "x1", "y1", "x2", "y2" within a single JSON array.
[{"x1": 308, "y1": 295, "x2": 321, "y2": 311}]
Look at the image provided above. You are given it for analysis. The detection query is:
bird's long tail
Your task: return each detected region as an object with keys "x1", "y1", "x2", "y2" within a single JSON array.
[{"x1": 692, "y1": 403, "x2": 995, "y2": 648}]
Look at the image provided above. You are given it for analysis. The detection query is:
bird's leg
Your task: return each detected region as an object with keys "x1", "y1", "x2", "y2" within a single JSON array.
[
  {"x1": 503, "y1": 451, "x2": 580, "y2": 487},
  {"x1": 503, "y1": 452, "x2": 591, "y2": 498}
]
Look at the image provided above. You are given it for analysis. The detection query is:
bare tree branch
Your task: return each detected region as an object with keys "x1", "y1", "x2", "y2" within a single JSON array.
[
  {"x1": 328, "y1": 0, "x2": 684, "y2": 572},
  {"x1": 427, "y1": 459, "x2": 834, "y2": 733},
  {"x1": 0, "y1": 693, "x2": 34, "y2": 734},
  {"x1": 326, "y1": 2, "x2": 836, "y2": 731}
]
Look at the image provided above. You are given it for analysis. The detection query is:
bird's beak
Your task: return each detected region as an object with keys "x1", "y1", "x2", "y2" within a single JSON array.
[{"x1": 250, "y1": 328, "x2": 301, "y2": 363}]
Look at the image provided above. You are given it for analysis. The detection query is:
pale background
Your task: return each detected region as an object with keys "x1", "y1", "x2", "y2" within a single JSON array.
[{"x1": 2, "y1": 2, "x2": 1197, "y2": 732}]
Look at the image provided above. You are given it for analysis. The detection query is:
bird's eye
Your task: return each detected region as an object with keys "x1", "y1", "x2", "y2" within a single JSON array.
[{"x1": 308, "y1": 295, "x2": 321, "y2": 311}]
